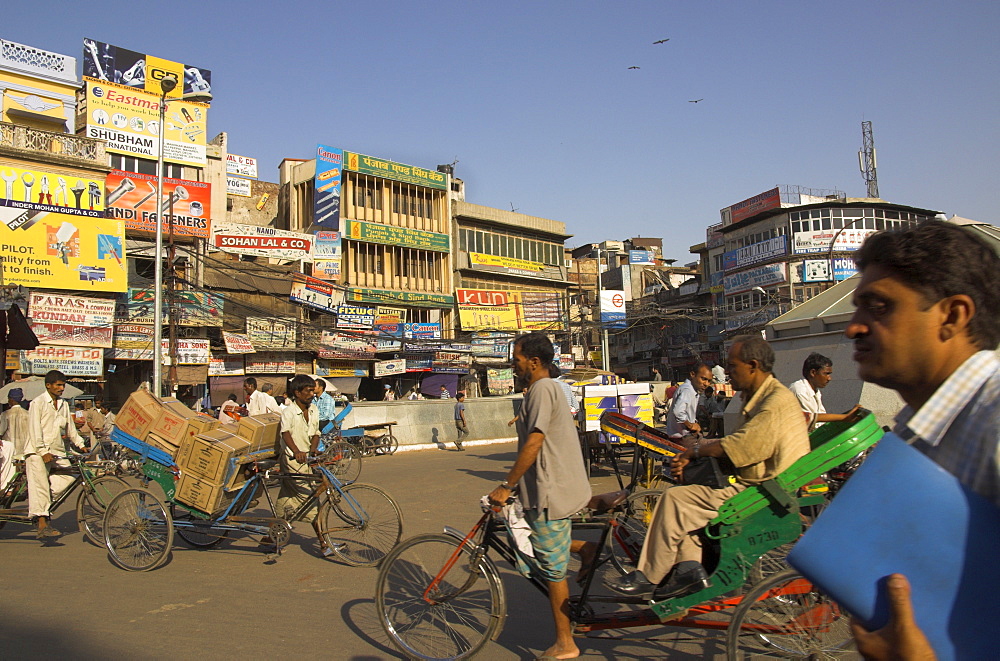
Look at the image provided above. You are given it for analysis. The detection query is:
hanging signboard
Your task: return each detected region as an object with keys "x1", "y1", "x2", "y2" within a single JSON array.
[
  {"x1": 599, "y1": 290, "x2": 627, "y2": 329},
  {"x1": 245, "y1": 351, "x2": 296, "y2": 374},
  {"x1": 314, "y1": 359, "x2": 369, "y2": 377},
  {"x1": 246, "y1": 317, "x2": 297, "y2": 349},
  {"x1": 212, "y1": 224, "x2": 314, "y2": 260},
  {"x1": 290, "y1": 273, "x2": 343, "y2": 313},
  {"x1": 336, "y1": 305, "x2": 377, "y2": 330},
  {"x1": 487, "y1": 368, "x2": 515, "y2": 395},
  {"x1": 222, "y1": 331, "x2": 255, "y2": 354},
  {"x1": 226, "y1": 154, "x2": 258, "y2": 179},
  {"x1": 163, "y1": 339, "x2": 210, "y2": 365},
  {"x1": 793, "y1": 228, "x2": 878, "y2": 254},
  {"x1": 226, "y1": 176, "x2": 252, "y2": 197},
  {"x1": 19, "y1": 346, "x2": 103, "y2": 377},
  {"x1": 374, "y1": 359, "x2": 407, "y2": 377},
  {"x1": 110, "y1": 324, "x2": 154, "y2": 359},
  {"x1": 404, "y1": 323, "x2": 441, "y2": 339},
  {"x1": 318, "y1": 330, "x2": 377, "y2": 359},
  {"x1": 314, "y1": 144, "x2": 343, "y2": 229},
  {"x1": 29, "y1": 293, "x2": 115, "y2": 348},
  {"x1": 209, "y1": 354, "x2": 245, "y2": 376},
  {"x1": 312, "y1": 230, "x2": 341, "y2": 280},
  {"x1": 723, "y1": 263, "x2": 787, "y2": 294}
]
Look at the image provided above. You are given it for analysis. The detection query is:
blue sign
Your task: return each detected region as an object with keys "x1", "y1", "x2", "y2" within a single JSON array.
[
  {"x1": 314, "y1": 144, "x2": 343, "y2": 228},
  {"x1": 628, "y1": 250, "x2": 655, "y2": 264}
]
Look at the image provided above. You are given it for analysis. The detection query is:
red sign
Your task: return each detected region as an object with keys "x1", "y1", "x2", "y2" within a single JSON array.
[
  {"x1": 457, "y1": 289, "x2": 509, "y2": 306},
  {"x1": 214, "y1": 235, "x2": 311, "y2": 251},
  {"x1": 727, "y1": 187, "x2": 781, "y2": 227},
  {"x1": 105, "y1": 169, "x2": 212, "y2": 239}
]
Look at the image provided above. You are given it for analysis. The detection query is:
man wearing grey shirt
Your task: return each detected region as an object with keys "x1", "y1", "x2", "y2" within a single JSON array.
[{"x1": 489, "y1": 333, "x2": 590, "y2": 661}]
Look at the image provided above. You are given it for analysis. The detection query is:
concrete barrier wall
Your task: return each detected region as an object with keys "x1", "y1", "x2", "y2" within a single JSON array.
[{"x1": 341, "y1": 396, "x2": 525, "y2": 449}]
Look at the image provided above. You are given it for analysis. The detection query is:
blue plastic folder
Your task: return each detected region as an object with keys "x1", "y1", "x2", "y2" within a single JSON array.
[{"x1": 787, "y1": 433, "x2": 1000, "y2": 661}]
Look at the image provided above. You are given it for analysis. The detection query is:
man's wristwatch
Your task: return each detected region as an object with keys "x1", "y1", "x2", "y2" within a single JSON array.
[{"x1": 498, "y1": 481, "x2": 516, "y2": 491}]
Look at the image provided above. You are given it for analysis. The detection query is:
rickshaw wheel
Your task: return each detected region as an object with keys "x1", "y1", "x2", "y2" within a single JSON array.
[{"x1": 103, "y1": 488, "x2": 174, "y2": 572}]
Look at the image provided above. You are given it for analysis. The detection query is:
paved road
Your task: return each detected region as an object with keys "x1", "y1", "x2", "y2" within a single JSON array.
[{"x1": 1, "y1": 441, "x2": 728, "y2": 660}]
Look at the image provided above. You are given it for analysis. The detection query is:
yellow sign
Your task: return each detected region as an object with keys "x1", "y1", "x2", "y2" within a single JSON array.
[
  {"x1": 456, "y1": 288, "x2": 565, "y2": 331},
  {"x1": 0, "y1": 165, "x2": 126, "y2": 292},
  {"x1": 83, "y1": 83, "x2": 208, "y2": 167},
  {"x1": 469, "y1": 252, "x2": 544, "y2": 272}
]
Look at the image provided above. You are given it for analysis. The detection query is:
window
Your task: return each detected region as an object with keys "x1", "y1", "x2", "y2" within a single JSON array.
[{"x1": 109, "y1": 154, "x2": 182, "y2": 178}]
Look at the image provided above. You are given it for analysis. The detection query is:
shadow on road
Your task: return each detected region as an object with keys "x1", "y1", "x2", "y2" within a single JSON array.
[{"x1": 340, "y1": 597, "x2": 405, "y2": 659}]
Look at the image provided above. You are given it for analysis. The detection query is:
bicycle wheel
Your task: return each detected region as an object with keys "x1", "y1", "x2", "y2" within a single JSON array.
[
  {"x1": 726, "y1": 569, "x2": 855, "y2": 659},
  {"x1": 375, "y1": 433, "x2": 399, "y2": 455},
  {"x1": 608, "y1": 488, "x2": 662, "y2": 575},
  {"x1": 324, "y1": 441, "x2": 362, "y2": 483},
  {"x1": 103, "y1": 488, "x2": 174, "y2": 572},
  {"x1": 75, "y1": 475, "x2": 129, "y2": 545},
  {"x1": 172, "y1": 505, "x2": 228, "y2": 548},
  {"x1": 376, "y1": 533, "x2": 505, "y2": 661},
  {"x1": 319, "y1": 483, "x2": 402, "y2": 567}
]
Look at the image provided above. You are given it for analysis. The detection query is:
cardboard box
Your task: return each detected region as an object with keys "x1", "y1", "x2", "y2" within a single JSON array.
[
  {"x1": 150, "y1": 401, "x2": 220, "y2": 448},
  {"x1": 177, "y1": 429, "x2": 253, "y2": 484},
  {"x1": 146, "y1": 433, "x2": 179, "y2": 458},
  {"x1": 115, "y1": 389, "x2": 162, "y2": 440},
  {"x1": 236, "y1": 413, "x2": 281, "y2": 453},
  {"x1": 174, "y1": 473, "x2": 236, "y2": 515}
]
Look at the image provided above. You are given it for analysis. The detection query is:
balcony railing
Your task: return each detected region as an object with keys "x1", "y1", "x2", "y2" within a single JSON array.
[{"x1": 0, "y1": 121, "x2": 106, "y2": 165}]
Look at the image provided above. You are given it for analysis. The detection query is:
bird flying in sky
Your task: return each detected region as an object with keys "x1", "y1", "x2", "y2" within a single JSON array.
[
  {"x1": 628, "y1": 66, "x2": 640, "y2": 70},
  {"x1": 653, "y1": 38, "x2": 670, "y2": 44},
  {"x1": 689, "y1": 99, "x2": 704, "y2": 103}
]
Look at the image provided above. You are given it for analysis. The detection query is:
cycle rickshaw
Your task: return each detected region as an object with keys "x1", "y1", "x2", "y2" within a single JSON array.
[
  {"x1": 100, "y1": 427, "x2": 402, "y2": 571},
  {"x1": 374, "y1": 409, "x2": 882, "y2": 659}
]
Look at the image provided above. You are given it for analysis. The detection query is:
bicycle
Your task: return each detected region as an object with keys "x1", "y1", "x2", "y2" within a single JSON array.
[
  {"x1": 0, "y1": 451, "x2": 129, "y2": 545},
  {"x1": 101, "y1": 428, "x2": 403, "y2": 571},
  {"x1": 374, "y1": 411, "x2": 883, "y2": 660}
]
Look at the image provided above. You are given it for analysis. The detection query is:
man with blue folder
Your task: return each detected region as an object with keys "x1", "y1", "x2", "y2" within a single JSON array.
[{"x1": 845, "y1": 220, "x2": 1000, "y2": 658}]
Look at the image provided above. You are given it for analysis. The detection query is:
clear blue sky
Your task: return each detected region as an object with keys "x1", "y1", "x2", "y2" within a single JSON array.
[{"x1": 7, "y1": 1, "x2": 998, "y2": 261}]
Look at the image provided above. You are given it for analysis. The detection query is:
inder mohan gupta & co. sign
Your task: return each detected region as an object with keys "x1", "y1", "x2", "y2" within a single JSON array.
[{"x1": 211, "y1": 223, "x2": 314, "y2": 260}]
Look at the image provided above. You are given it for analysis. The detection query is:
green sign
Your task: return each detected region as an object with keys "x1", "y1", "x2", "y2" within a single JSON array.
[
  {"x1": 347, "y1": 288, "x2": 455, "y2": 308},
  {"x1": 344, "y1": 151, "x2": 448, "y2": 190},
  {"x1": 345, "y1": 219, "x2": 450, "y2": 253}
]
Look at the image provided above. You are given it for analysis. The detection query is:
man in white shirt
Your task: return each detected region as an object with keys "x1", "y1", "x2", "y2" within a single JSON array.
[
  {"x1": 0, "y1": 389, "x2": 29, "y2": 491},
  {"x1": 244, "y1": 377, "x2": 280, "y2": 416},
  {"x1": 665, "y1": 363, "x2": 713, "y2": 442},
  {"x1": 788, "y1": 353, "x2": 859, "y2": 430},
  {"x1": 25, "y1": 370, "x2": 88, "y2": 538}
]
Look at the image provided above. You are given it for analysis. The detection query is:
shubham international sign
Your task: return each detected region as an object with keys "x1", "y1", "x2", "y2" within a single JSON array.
[{"x1": 344, "y1": 151, "x2": 447, "y2": 190}]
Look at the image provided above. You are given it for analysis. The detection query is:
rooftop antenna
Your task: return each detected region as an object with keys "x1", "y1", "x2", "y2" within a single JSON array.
[{"x1": 858, "y1": 120, "x2": 879, "y2": 198}]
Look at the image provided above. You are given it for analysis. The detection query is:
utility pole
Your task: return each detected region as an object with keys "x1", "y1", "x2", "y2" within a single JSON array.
[{"x1": 859, "y1": 121, "x2": 879, "y2": 198}]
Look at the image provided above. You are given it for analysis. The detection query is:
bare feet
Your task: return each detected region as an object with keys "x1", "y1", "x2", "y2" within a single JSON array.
[{"x1": 536, "y1": 643, "x2": 579, "y2": 660}]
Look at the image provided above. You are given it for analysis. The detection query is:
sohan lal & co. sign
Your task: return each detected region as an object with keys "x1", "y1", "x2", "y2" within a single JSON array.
[{"x1": 212, "y1": 223, "x2": 314, "y2": 260}]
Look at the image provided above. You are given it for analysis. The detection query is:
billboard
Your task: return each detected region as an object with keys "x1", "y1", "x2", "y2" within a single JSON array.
[
  {"x1": 723, "y1": 187, "x2": 781, "y2": 227},
  {"x1": 19, "y1": 346, "x2": 104, "y2": 377},
  {"x1": 245, "y1": 351, "x2": 296, "y2": 374},
  {"x1": 314, "y1": 144, "x2": 342, "y2": 229},
  {"x1": 600, "y1": 290, "x2": 627, "y2": 329},
  {"x1": 722, "y1": 235, "x2": 787, "y2": 271},
  {"x1": 793, "y1": 228, "x2": 877, "y2": 254},
  {"x1": 209, "y1": 354, "x2": 245, "y2": 376},
  {"x1": 212, "y1": 223, "x2": 313, "y2": 260},
  {"x1": 246, "y1": 317, "x2": 296, "y2": 349},
  {"x1": 226, "y1": 154, "x2": 257, "y2": 179},
  {"x1": 344, "y1": 219, "x2": 449, "y2": 253},
  {"x1": 723, "y1": 263, "x2": 787, "y2": 294},
  {"x1": 456, "y1": 288, "x2": 565, "y2": 331},
  {"x1": 226, "y1": 177, "x2": 252, "y2": 197},
  {"x1": 313, "y1": 230, "x2": 341, "y2": 280},
  {"x1": 802, "y1": 258, "x2": 858, "y2": 282},
  {"x1": 469, "y1": 252, "x2": 544, "y2": 275},
  {"x1": 290, "y1": 273, "x2": 343, "y2": 313},
  {"x1": 105, "y1": 170, "x2": 211, "y2": 239},
  {"x1": 628, "y1": 250, "x2": 655, "y2": 265},
  {"x1": 82, "y1": 39, "x2": 210, "y2": 168},
  {"x1": 336, "y1": 305, "x2": 377, "y2": 330},
  {"x1": 29, "y1": 293, "x2": 115, "y2": 348},
  {"x1": 0, "y1": 166, "x2": 126, "y2": 292},
  {"x1": 318, "y1": 330, "x2": 377, "y2": 359},
  {"x1": 114, "y1": 288, "x2": 223, "y2": 326},
  {"x1": 222, "y1": 331, "x2": 255, "y2": 354},
  {"x1": 344, "y1": 151, "x2": 447, "y2": 190},
  {"x1": 374, "y1": 359, "x2": 406, "y2": 377}
]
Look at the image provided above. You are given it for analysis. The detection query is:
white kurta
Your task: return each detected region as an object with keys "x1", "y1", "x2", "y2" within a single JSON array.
[{"x1": 25, "y1": 395, "x2": 86, "y2": 518}]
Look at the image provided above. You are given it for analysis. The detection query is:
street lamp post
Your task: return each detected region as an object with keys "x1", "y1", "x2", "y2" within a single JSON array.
[{"x1": 151, "y1": 74, "x2": 177, "y2": 397}]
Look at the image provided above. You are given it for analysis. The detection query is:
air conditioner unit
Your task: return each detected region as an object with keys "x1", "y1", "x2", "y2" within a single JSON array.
[{"x1": 600, "y1": 240, "x2": 625, "y2": 252}]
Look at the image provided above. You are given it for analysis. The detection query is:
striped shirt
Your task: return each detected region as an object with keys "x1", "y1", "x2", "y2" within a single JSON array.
[{"x1": 894, "y1": 350, "x2": 1000, "y2": 507}]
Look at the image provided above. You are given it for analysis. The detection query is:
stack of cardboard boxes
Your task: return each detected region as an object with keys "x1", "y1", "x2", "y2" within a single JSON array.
[{"x1": 115, "y1": 390, "x2": 282, "y2": 514}]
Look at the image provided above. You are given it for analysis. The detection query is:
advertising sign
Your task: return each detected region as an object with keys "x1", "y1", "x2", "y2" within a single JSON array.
[
  {"x1": 374, "y1": 307, "x2": 405, "y2": 325},
  {"x1": 222, "y1": 331, "x2": 255, "y2": 354},
  {"x1": 246, "y1": 317, "x2": 296, "y2": 349},
  {"x1": 600, "y1": 290, "x2": 627, "y2": 329},
  {"x1": 290, "y1": 273, "x2": 343, "y2": 313},
  {"x1": 723, "y1": 263, "x2": 787, "y2": 294},
  {"x1": 212, "y1": 223, "x2": 314, "y2": 260},
  {"x1": 82, "y1": 38, "x2": 211, "y2": 167},
  {"x1": 226, "y1": 177, "x2": 252, "y2": 197},
  {"x1": 456, "y1": 288, "x2": 565, "y2": 331},
  {"x1": 314, "y1": 359, "x2": 369, "y2": 377},
  {"x1": 314, "y1": 144, "x2": 343, "y2": 229},
  {"x1": 433, "y1": 351, "x2": 472, "y2": 374},
  {"x1": 28, "y1": 293, "x2": 115, "y2": 348},
  {"x1": 245, "y1": 351, "x2": 296, "y2": 374},
  {"x1": 628, "y1": 250, "x2": 656, "y2": 265},
  {"x1": 374, "y1": 323, "x2": 403, "y2": 351},
  {"x1": 487, "y1": 368, "x2": 515, "y2": 395},
  {"x1": 19, "y1": 346, "x2": 103, "y2": 377},
  {"x1": 793, "y1": 228, "x2": 877, "y2": 254},
  {"x1": 722, "y1": 235, "x2": 787, "y2": 271},
  {"x1": 344, "y1": 219, "x2": 450, "y2": 253},
  {"x1": 167, "y1": 339, "x2": 210, "y2": 365},
  {"x1": 471, "y1": 332, "x2": 514, "y2": 358},
  {"x1": 404, "y1": 323, "x2": 440, "y2": 339},
  {"x1": 113, "y1": 288, "x2": 223, "y2": 326},
  {"x1": 374, "y1": 359, "x2": 406, "y2": 377},
  {"x1": 318, "y1": 330, "x2": 377, "y2": 359},
  {"x1": 112, "y1": 324, "x2": 155, "y2": 357},
  {"x1": 313, "y1": 230, "x2": 341, "y2": 280},
  {"x1": 344, "y1": 151, "x2": 447, "y2": 190},
  {"x1": 469, "y1": 252, "x2": 544, "y2": 275},
  {"x1": 336, "y1": 305, "x2": 376, "y2": 330},
  {"x1": 802, "y1": 258, "x2": 858, "y2": 283},
  {"x1": 724, "y1": 187, "x2": 781, "y2": 227},
  {"x1": 0, "y1": 166, "x2": 126, "y2": 292},
  {"x1": 209, "y1": 354, "x2": 245, "y2": 376},
  {"x1": 105, "y1": 170, "x2": 211, "y2": 238},
  {"x1": 226, "y1": 154, "x2": 258, "y2": 179},
  {"x1": 346, "y1": 288, "x2": 454, "y2": 308}
]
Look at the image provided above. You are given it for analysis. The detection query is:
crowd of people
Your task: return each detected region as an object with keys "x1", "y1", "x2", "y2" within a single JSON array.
[{"x1": 0, "y1": 220, "x2": 995, "y2": 659}]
